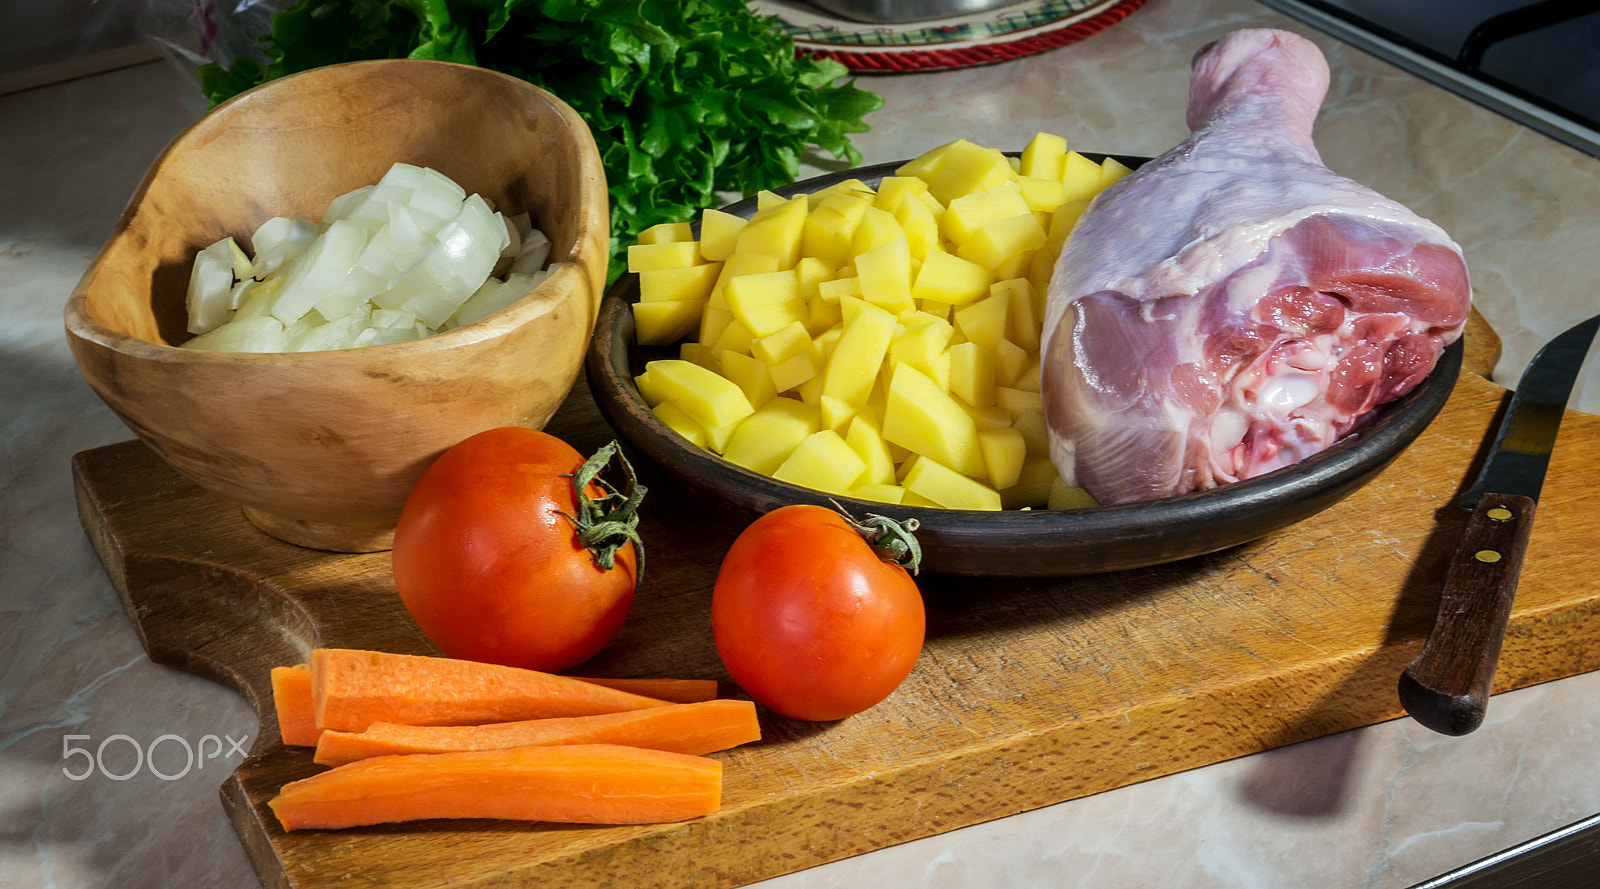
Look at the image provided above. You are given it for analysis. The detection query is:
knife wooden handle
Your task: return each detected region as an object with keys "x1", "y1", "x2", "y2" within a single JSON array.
[{"x1": 1399, "y1": 492, "x2": 1537, "y2": 735}]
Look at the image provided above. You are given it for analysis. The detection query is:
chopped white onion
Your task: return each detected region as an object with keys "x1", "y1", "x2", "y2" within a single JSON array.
[
  {"x1": 181, "y1": 163, "x2": 555, "y2": 352},
  {"x1": 186, "y1": 238, "x2": 242, "y2": 334}
]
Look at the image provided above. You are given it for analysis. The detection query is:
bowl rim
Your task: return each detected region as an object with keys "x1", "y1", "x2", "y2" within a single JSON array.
[
  {"x1": 586, "y1": 156, "x2": 1465, "y2": 575},
  {"x1": 63, "y1": 58, "x2": 607, "y2": 363}
]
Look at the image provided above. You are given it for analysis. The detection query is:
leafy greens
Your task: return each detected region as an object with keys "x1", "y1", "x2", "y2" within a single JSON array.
[{"x1": 200, "y1": 0, "x2": 884, "y2": 284}]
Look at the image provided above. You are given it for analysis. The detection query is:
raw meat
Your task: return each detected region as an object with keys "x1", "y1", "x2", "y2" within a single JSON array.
[{"x1": 1041, "y1": 28, "x2": 1470, "y2": 505}]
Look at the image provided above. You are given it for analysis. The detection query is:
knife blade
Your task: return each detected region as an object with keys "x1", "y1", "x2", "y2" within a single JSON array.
[{"x1": 1399, "y1": 313, "x2": 1600, "y2": 736}]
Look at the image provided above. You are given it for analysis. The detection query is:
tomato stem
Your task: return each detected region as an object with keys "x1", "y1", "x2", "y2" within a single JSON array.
[
  {"x1": 832, "y1": 501, "x2": 922, "y2": 576},
  {"x1": 560, "y1": 441, "x2": 647, "y2": 579}
]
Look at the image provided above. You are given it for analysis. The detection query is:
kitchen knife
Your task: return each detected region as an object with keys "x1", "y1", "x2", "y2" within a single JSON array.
[{"x1": 1399, "y1": 313, "x2": 1600, "y2": 736}]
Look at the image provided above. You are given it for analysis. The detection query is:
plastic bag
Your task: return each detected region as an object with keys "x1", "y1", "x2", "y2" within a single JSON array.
[{"x1": 140, "y1": 0, "x2": 286, "y2": 70}]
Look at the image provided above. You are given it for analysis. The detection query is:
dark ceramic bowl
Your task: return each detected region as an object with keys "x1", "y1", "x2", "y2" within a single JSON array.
[{"x1": 585, "y1": 158, "x2": 1462, "y2": 576}]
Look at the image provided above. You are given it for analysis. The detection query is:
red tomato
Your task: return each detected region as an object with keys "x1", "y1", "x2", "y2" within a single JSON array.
[
  {"x1": 391, "y1": 427, "x2": 642, "y2": 672},
  {"x1": 711, "y1": 504, "x2": 925, "y2": 721}
]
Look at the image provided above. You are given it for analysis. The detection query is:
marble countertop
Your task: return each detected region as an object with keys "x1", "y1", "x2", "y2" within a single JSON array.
[{"x1": 4, "y1": 1, "x2": 1599, "y2": 886}]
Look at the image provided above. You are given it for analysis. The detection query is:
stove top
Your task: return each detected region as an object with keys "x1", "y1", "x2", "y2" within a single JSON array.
[{"x1": 1259, "y1": 0, "x2": 1600, "y2": 159}]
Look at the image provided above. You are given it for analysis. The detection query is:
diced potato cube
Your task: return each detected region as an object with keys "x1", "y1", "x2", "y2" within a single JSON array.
[
  {"x1": 639, "y1": 263, "x2": 722, "y2": 303},
  {"x1": 1012, "y1": 353, "x2": 1042, "y2": 392},
  {"x1": 802, "y1": 193, "x2": 871, "y2": 268},
  {"x1": 711, "y1": 315, "x2": 758, "y2": 357},
  {"x1": 990, "y1": 250, "x2": 1034, "y2": 283},
  {"x1": 995, "y1": 386, "x2": 1045, "y2": 418},
  {"x1": 1047, "y1": 198, "x2": 1091, "y2": 244},
  {"x1": 948, "y1": 341, "x2": 997, "y2": 408},
  {"x1": 891, "y1": 193, "x2": 942, "y2": 261},
  {"x1": 699, "y1": 208, "x2": 748, "y2": 262},
  {"x1": 710, "y1": 251, "x2": 782, "y2": 306},
  {"x1": 795, "y1": 256, "x2": 836, "y2": 303},
  {"x1": 823, "y1": 299, "x2": 898, "y2": 407},
  {"x1": 627, "y1": 240, "x2": 702, "y2": 273},
  {"x1": 638, "y1": 221, "x2": 694, "y2": 245},
  {"x1": 1099, "y1": 156, "x2": 1134, "y2": 190},
  {"x1": 941, "y1": 183, "x2": 1030, "y2": 247},
  {"x1": 768, "y1": 349, "x2": 822, "y2": 393},
  {"x1": 918, "y1": 299, "x2": 952, "y2": 323},
  {"x1": 1029, "y1": 250, "x2": 1056, "y2": 300},
  {"x1": 1012, "y1": 408, "x2": 1050, "y2": 456},
  {"x1": 718, "y1": 349, "x2": 779, "y2": 410},
  {"x1": 844, "y1": 413, "x2": 897, "y2": 486},
  {"x1": 1060, "y1": 150, "x2": 1104, "y2": 201},
  {"x1": 929, "y1": 140, "x2": 1016, "y2": 206},
  {"x1": 911, "y1": 249, "x2": 994, "y2": 306},
  {"x1": 964, "y1": 401, "x2": 1012, "y2": 430},
  {"x1": 646, "y1": 358, "x2": 755, "y2": 430},
  {"x1": 954, "y1": 292, "x2": 1010, "y2": 352},
  {"x1": 956, "y1": 213, "x2": 1047, "y2": 270},
  {"x1": 808, "y1": 295, "x2": 844, "y2": 334},
  {"x1": 991, "y1": 278, "x2": 1040, "y2": 351},
  {"x1": 899, "y1": 487, "x2": 941, "y2": 508},
  {"x1": 809, "y1": 178, "x2": 874, "y2": 203},
  {"x1": 851, "y1": 206, "x2": 905, "y2": 255},
  {"x1": 632, "y1": 298, "x2": 705, "y2": 346},
  {"x1": 736, "y1": 195, "x2": 809, "y2": 268},
  {"x1": 895, "y1": 139, "x2": 964, "y2": 181},
  {"x1": 881, "y1": 362, "x2": 985, "y2": 478},
  {"x1": 796, "y1": 374, "x2": 824, "y2": 406},
  {"x1": 752, "y1": 320, "x2": 816, "y2": 366},
  {"x1": 903, "y1": 456, "x2": 1001, "y2": 511},
  {"x1": 889, "y1": 312, "x2": 953, "y2": 377},
  {"x1": 698, "y1": 303, "x2": 734, "y2": 347},
  {"x1": 978, "y1": 426, "x2": 1027, "y2": 490},
  {"x1": 1019, "y1": 132, "x2": 1068, "y2": 180},
  {"x1": 633, "y1": 366, "x2": 666, "y2": 407},
  {"x1": 703, "y1": 415, "x2": 746, "y2": 454},
  {"x1": 651, "y1": 400, "x2": 708, "y2": 448},
  {"x1": 930, "y1": 347, "x2": 953, "y2": 392},
  {"x1": 873, "y1": 176, "x2": 930, "y2": 214},
  {"x1": 724, "y1": 269, "x2": 806, "y2": 337},
  {"x1": 851, "y1": 483, "x2": 905, "y2": 505},
  {"x1": 995, "y1": 337, "x2": 1029, "y2": 387},
  {"x1": 721, "y1": 396, "x2": 819, "y2": 476},
  {"x1": 814, "y1": 324, "x2": 844, "y2": 360},
  {"x1": 1048, "y1": 477, "x2": 1100, "y2": 510},
  {"x1": 679, "y1": 341, "x2": 719, "y2": 371},
  {"x1": 855, "y1": 236, "x2": 914, "y2": 315},
  {"x1": 1017, "y1": 176, "x2": 1069, "y2": 213},
  {"x1": 818, "y1": 395, "x2": 857, "y2": 433},
  {"x1": 773, "y1": 430, "x2": 868, "y2": 495},
  {"x1": 817, "y1": 274, "x2": 863, "y2": 304},
  {"x1": 1000, "y1": 454, "x2": 1060, "y2": 509}
]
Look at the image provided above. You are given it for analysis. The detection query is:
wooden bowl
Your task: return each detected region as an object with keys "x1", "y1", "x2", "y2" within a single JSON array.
[
  {"x1": 586, "y1": 159, "x2": 1462, "y2": 577},
  {"x1": 65, "y1": 59, "x2": 609, "y2": 553}
]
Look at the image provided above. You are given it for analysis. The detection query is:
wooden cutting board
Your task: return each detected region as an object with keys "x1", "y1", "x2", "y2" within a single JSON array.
[{"x1": 71, "y1": 319, "x2": 1600, "y2": 889}]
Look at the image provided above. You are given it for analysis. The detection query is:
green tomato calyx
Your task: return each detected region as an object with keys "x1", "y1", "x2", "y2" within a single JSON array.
[{"x1": 561, "y1": 440, "x2": 647, "y2": 579}]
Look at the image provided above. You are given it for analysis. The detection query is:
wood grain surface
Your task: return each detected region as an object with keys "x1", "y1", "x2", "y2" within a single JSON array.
[{"x1": 72, "y1": 319, "x2": 1600, "y2": 889}]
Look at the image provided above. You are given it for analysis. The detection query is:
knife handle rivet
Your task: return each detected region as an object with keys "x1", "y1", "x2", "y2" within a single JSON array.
[
  {"x1": 1487, "y1": 507, "x2": 1514, "y2": 522},
  {"x1": 1474, "y1": 549, "x2": 1504, "y2": 564}
]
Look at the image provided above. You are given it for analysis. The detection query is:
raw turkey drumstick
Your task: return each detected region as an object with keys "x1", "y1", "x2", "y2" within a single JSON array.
[{"x1": 1042, "y1": 28, "x2": 1471, "y2": 506}]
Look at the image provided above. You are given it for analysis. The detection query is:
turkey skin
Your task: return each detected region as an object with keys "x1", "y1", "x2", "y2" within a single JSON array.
[{"x1": 1041, "y1": 28, "x2": 1470, "y2": 505}]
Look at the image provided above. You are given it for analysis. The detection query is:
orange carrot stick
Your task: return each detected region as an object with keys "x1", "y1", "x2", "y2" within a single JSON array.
[
  {"x1": 271, "y1": 665, "x2": 321, "y2": 747},
  {"x1": 569, "y1": 676, "x2": 719, "y2": 704},
  {"x1": 268, "y1": 744, "x2": 722, "y2": 831},
  {"x1": 313, "y1": 699, "x2": 760, "y2": 767},
  {"x1": 309, "y1": 648, "x2": 670, "y2": 732}
]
